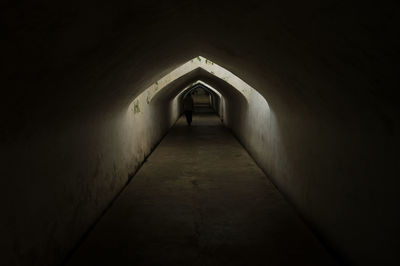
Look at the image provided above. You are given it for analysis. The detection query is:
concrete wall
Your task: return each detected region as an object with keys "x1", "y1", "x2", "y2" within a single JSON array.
[
  {"x1": 0, "y1": 82, "x2": 182, "y2": 265},
  {"x1": 212, "y1": 63, "x2": 399, "y2": 265},
  {"x1": 155, "y1": 62, "x2": 400, "y2": 266},
  {"x1": 216, "y1": 62, "x2": 399, "y2": 265}
]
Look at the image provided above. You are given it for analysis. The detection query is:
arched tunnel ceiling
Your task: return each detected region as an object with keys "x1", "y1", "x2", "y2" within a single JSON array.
[
  {"x1": 180, "y1": 82, "x2": 221, "y2": 99},
  {"x1": 2, "y1": 0, "x2": 399, "y2": 140},
  {"x1": 145, "y1": 56, "x2": 253, "y2": 104},
  {"x1": 150, "y1": 68, "x2": 248, "y2": 107}
]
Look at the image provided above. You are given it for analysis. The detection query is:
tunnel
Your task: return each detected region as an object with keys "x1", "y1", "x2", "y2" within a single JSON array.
[{"x1": 1, "y1": 1, "x2": 399, "y2": 265}]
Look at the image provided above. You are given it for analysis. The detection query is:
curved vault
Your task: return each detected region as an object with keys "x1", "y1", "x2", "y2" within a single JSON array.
[
  {"x1": 180, "y1": 81, "x2": 222, "y2": 99},
  {"x1": 127, "y1": 56, "x2": 270, "y2": 114},
  {"x1": 178, "y1": 81, "x2": 223, "y2": 116}
]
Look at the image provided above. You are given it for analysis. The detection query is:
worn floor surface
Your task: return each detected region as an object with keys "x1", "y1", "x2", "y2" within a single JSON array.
[{"x1": 66, "y1": 112, "x2": 338, "y2": 266}]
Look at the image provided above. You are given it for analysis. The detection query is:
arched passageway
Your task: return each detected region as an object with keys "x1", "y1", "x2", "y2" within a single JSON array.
[
  {"x1": 62, "y1": 55, "x2": 333, "y2": 265},
  {"x1": 181, "y1": 83, "x2": 218, "y2": 111},
  {"x1": 61, "y1": 57, "x2": 337, "y2": 265},
  {"x1": 2, "y1": 2, "x2": 399, "y2": 266},
  {"x1": 66, "y1": 100, "x2": 336, "y2": 266}
]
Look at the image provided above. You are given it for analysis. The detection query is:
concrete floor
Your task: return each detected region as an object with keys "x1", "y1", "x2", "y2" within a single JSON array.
[{"x1": 66, "y1": 111, "x2": 338, "y2": 266}]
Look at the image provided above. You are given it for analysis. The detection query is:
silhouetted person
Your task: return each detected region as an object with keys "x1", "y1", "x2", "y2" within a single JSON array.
[{"x1": 183, "y1": 93, "x2": 194, "y2": 126}]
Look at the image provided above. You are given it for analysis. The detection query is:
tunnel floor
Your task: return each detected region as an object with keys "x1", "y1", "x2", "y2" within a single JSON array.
[{"x1": 66, "y1": 110, "x2": 337, "y2": 266}]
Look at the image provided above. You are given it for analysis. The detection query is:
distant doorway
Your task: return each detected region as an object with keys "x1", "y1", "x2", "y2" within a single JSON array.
[{"x1": 192, "y1": 87, "x2": 211, "y2": 108}]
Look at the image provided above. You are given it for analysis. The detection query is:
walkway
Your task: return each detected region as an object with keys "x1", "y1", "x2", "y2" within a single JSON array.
[{"x1": 66, "y1": 111, "x2": 337, "y2": 266}]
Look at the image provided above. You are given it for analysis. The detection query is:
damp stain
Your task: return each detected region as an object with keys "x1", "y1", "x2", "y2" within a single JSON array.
[{"x1": 134, "y1": 100, "x2": 140, "y2": 114}]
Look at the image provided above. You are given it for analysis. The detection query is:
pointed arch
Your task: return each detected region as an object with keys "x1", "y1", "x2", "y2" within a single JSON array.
[{"x1": 127, "y1": 56, "x2": 270, "y2": 114}]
